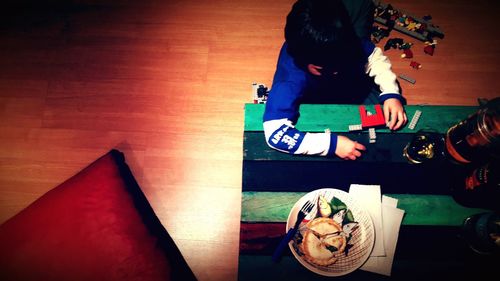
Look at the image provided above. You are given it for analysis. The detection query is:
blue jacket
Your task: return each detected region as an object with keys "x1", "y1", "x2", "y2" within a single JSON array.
[{"x1": 262, "y1": 41, "x2": 403, "y2": 156}]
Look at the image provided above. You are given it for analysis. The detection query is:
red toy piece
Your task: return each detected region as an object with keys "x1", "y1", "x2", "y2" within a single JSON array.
[
  {"x1": 401, "y1": 48, "x2": 413, "y2": 58},
  {"x1": 359, "y1": 105, "x2": 386, "y2": 128},
  {"x1": 410, "y1": 61, "x2": 422, "y2": 69},
  {"x1": 424, "y1": 44, "x2": 435, "y2": 55},
  {"x1": 424, "y1": 40, "x2": 437, "y2": 56}
]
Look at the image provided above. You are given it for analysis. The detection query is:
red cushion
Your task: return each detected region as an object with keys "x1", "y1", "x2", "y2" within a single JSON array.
[{"x1": 0, "y1": 150, "x2": 196, "y2": 281}]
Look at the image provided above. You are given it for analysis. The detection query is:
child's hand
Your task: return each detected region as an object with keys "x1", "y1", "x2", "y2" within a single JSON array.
[
  {"x1": 335, "y1": 135, "x2": 366, "y2": 160},
  {"x1": 383, "y1": 98, "x2": 407, "y2": 130}
]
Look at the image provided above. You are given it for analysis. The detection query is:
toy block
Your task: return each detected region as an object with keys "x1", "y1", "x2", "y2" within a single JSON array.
[
  {"x1": 369, "y1": 128, "x2": 377, "y2": 143},
  {"x1": 252, "y1": 83, "x2": 268, "y2": 104},
  {"x1": 359, "y1": 105, "x2": 386, "y2": 128},
  {"x1": 348, "y1": 124, "x2": 363, "y2": 131},
  {"x1": 374, "y1": 1, "x2": 445, "y2": 41},
  {"x1": 408, "y1": 110, "x2": 422, "y2": 130},
  {"x1": 410, "y1": 61, "x2": 422, "y2": 69},
  {"x1": 384, "y1": 38, "x2": 404, "y2": 51},
  {"x1": 399, "y1": 42, "x2": 413, "y2": 50},
  {"x1": 252, "y1": 83, "x2": 258, "y2": 104},
  {"x1": 401, "y1": 49, "x2": 413, "y2": 58},
  {"x1": 399, "y1": 74, "x2": 416, "y2": 84},
  {"x1": 424, "y1": 44, "x2": 435, "y2": 56},
  {"x1": 371, "y1": 26, "x2": 390, "y2": 43}
]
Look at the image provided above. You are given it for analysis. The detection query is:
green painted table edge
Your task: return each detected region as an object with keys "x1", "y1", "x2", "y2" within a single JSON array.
[
  {"x1": 244, "y1": 103, "x2": 477, "y2": 133},
  {"x1": 241, "y1": 191, "x2": 487, "y2": 226}
]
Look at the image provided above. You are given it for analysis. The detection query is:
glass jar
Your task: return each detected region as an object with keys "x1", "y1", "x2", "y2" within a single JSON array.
[
  {"x1": 461, "y1": 212, "x2": 500, "y2": 255},
  {"x1": 445, "y1": 98, "x2": 500, "y2": 164},
  {"x1": 403, "y1": 130, "x2": 445, "y2": 164}
]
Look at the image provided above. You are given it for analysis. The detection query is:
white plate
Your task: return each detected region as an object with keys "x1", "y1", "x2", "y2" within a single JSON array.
[{"x1": 287, "y1": 188, "x2": 374, "y2": 276}]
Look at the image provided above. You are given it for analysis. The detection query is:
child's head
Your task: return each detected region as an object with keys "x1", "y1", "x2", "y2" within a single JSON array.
[{"x1": 285, "y1": 0, "x2": 363, "y2": 75}]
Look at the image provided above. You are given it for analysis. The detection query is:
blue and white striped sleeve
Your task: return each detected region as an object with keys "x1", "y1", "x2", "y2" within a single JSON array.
[
  {"x1": 263, "y1": 119, "x2": 337, "y2": 157},
  {"x1": 262, "y1": 42, "x2": 338, "y2": 157}
]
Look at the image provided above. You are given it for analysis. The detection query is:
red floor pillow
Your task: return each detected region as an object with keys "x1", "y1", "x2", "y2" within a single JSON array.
[{"x1": 0, "y1": 149, "x2": 197, "y2": 281}]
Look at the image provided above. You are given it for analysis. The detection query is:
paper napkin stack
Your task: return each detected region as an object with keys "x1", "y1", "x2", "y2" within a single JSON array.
[{"x1": 349, "y1": 184, "x2": 405, "y2": 276}]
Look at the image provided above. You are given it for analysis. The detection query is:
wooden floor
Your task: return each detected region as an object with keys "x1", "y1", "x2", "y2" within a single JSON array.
[{"x1": 0, "y1": 0, "x2": 498, "y2": 280}]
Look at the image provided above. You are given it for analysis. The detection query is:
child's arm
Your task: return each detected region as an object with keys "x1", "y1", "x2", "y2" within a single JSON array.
[
  {"x1": 364, "y1": 45, "x2": 407, "y2": 129},
  {"x1": 263, "y1": 42, "x2": 366, "y2": 158},
  {"x1": 262, "y1": 43, "x2": 337, "y2": 156},
  {"x1": 365, "y1": 46, "x2": 402, "y2": 102},
  {"x1": 263, "y1": 118, "x2": 336, "y2": 156},
  {"x1": 263, "y1": 118, "x2": 365, "y2": 159}
]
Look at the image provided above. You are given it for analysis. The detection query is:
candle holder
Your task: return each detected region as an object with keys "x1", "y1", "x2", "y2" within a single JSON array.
[{"x1": 403, "y1": 130, "x2": 445, "y2": 164}]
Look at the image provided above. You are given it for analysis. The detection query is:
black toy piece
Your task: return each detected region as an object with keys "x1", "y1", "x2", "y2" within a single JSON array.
[
  {"x1": 371, "y1": 25, "x2": 391, "y2": 43},
  {"x1": 384, "y1": 37, "x2": 404, "y2": 51}
]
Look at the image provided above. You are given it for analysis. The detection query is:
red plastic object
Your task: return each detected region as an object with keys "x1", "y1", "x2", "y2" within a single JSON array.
[
  {"x1": 401, "y1": 49, "x2": 414, "y2": 58},
  {"x1": 424, "y1": 45, "x2": 435, "y2": 56},
  {"x1": 359, "y1": 105, "x2": 386, "y2": 128},
  {"x1": 410, "y1": 61, "x2": 422, "y2": 69}
]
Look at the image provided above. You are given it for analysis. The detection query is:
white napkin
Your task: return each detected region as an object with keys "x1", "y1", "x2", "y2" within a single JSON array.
[
  {"x1": 360, "y1": 195, "x2": 405, "y2": 276},
  {"x1": 349, "y1": 184, "x2": 385, "y2": 256}
]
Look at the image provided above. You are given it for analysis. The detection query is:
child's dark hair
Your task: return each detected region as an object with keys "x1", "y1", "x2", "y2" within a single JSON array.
[{"x1": 285, "y1": 0, "x2": 364, "y2": 70}]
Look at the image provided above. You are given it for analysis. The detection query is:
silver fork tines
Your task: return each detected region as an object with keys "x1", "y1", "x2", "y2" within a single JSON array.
[{"x1": 294, "y1": 200, "x2": 314, "y2": 229}]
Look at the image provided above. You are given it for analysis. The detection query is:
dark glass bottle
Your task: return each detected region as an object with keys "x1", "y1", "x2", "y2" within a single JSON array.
[
  {"x1": 464, "y1": 160, "x2": 499, "y2": 191},
  {"x1": 445, "y1": 97, "x2": 500, "y2": 164},
  {"x1": 452, "y1": 159, "x2": 499, "y2": 210},
  {"x1": 461, "y1": 212, "x2": 500, "y2": 255}
]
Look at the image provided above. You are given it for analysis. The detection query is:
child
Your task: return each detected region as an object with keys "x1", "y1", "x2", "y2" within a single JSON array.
[{"x1": 263, "y1": 0, "x2": 407, "y2": 160}]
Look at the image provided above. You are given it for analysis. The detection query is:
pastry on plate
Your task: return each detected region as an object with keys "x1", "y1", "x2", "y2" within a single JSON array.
[{"x1": 300, "y1": 217, "x2": 347, "y2": 266}]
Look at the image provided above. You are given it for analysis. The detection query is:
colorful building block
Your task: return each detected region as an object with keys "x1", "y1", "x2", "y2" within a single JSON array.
[{"x1": 359, "y1": 105, "x2": 386, "y2": 128}]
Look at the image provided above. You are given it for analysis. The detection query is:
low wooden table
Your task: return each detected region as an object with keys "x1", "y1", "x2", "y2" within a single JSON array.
[
  {"x1": 239, "y1": 104, "x2": 496, "y2": 280},
  {"x1": 243, "y1": 104, "x2": 479, "y2": 194}
]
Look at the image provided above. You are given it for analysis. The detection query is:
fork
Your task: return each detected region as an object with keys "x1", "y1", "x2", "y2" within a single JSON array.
[{"x1": 271, "y1": 200, "x2": 314, "y2": 262}]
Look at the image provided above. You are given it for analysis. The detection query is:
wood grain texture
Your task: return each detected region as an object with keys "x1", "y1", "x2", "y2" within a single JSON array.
[{"x1": 0, "y1": 1, "x2": 499, "y2": 280}]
